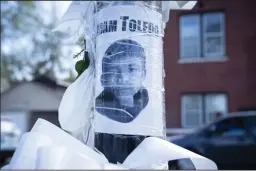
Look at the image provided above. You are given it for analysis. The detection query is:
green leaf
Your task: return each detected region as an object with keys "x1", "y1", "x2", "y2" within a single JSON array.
[{"x1": 75, "y1": 56, "x2": 90, "y2": 77}]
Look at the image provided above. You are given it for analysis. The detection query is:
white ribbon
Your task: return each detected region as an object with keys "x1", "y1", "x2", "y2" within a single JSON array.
[{"x1": 4, "y1": 119, "x2": 217, "y2": 170}]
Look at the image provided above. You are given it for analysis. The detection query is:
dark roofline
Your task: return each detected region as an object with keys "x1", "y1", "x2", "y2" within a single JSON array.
[
  {"x1": 1, "y1": 75, "x2": 69, "y2": 96},
  {"x1": 33, "y1": 75, "x2": 67, "y2": 89}
]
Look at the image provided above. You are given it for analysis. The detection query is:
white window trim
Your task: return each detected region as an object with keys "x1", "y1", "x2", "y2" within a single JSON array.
[
  {"x1": 181, "y1": 95, "x2": 204, "y2": 128},
  {"x1": 179, "y1": 12, "x2": 226, "y2": 63},
  {"x1": 166, "y1": 128, "x2": 196, "y2": 140},
  {"x1": 179, "y1": 15, "x2": 201, "y2": 59},
  {"x1": 181, "y1": 93, "x2": 228, "y2": 128},
  {"x1": 178, "y1": 56, "x2": 229, "y2": 64},
  {"x1": 166, "y1": 128, "x2": 196, "y2": 135},
  {"x1": 204, "y1": 94, "x2": 228, "y2": 124},
  {"x1": 203, "y1": 32, "x2": 226, "y2": 57}
]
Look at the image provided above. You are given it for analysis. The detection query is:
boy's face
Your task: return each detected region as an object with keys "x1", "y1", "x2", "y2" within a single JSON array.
[{"x1": 102, "y1": 55, "x2": 146, "y2": 97}]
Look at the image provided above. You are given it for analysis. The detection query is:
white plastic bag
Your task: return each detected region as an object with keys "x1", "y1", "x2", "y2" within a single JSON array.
[
  {"x1": 9, "y1": 132, "x2": 53, "y2": 169},
  {"x1": 5, "y1": 119, "x2": 217, "y2": 170},
  {"x1": 36, "y1": 145, "x2": 103, "y2": 169},
  {"x1": 30, "y1": 119, "x2": 108, "y2": 163},
  {"x1": 123, "y1": 137, "x2": 217, "y2": 170},
  {"x1": 58, "y1": 64, "x2": 94, "y2": 134}
]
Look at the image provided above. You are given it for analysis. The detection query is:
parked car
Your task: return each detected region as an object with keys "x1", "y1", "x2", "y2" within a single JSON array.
[
  {"x1": 0, "y1": 119, "x2": 21, "y2": 168},
  {"x1": 169, "y1": 111, "x2": 256, "y2": 170}
]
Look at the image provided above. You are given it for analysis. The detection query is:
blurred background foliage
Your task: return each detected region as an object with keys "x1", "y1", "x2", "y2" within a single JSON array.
[{"x1": 1, "y1": 1, "x2": 80, "y2": 91}]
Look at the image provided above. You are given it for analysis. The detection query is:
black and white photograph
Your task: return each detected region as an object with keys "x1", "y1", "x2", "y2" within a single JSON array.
[{"x1": 95, "y1": 39, "x2": 149, "y2": 123}]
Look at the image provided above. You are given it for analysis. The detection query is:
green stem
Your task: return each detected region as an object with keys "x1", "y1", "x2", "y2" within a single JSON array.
[{"x1": 73, "y1": 48, "x2": 85, "y2": 59}]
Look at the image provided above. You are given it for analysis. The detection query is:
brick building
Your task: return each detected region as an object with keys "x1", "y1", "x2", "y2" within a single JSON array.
[{"x1": 164, "y1": 0, "x2": 256, "y2": 132}]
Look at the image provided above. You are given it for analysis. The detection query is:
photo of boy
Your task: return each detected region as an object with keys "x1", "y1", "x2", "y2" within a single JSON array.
[{"x1": 95, "y1": 39, "x2": 149, "y2": 123}]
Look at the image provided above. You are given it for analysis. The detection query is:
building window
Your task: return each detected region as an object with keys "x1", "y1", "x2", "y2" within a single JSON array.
[
  {"x1": 181, "y1": 93, "x2": 228, "y2": 128},
  {"x1": 179, "y1": 12, "x2": 225, "y2": 60}
]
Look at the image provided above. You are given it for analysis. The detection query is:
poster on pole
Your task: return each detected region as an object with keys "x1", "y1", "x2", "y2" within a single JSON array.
[{"x1": 94, "y1": 2, "x2": 165, "y2": 137}]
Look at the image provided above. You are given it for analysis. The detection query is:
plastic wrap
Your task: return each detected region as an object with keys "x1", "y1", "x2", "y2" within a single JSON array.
[
  {"x1": 8, "y1": 132, "x2": 52, "y2": 169},
  {"x1": 53, "y1": 1, "x2": 198, "y2": 42},
  {"x1": 122, "y1": 137, "x2": 217, "y2": 170},
  {"x1": 1, "y1": 1, "x2": 219, "y2": 170},
  {"x1": 90, "y1": 2, "x2": 166, "y2": 164},
  {"x1": 3, "y1": 118, "x2": 217, "y2": 170},
  {"x1": 57, "y1": 0, "x2": 197, "y2": 145},
  {"x1": 93, "y1": 1, "x2": 165, "y2": 137},
  {"x1": 54, "y1": 0, "x2": 208, "y2": 168},
  {"x1": 29, "y1": 119, "x2": 108, "y2": 163},
  {"x1": 58, "y1": 60, "x2": 95, "y2": 147},
  {"x1": 35, "y1": 145, "x2": 102, "y2": 169}
]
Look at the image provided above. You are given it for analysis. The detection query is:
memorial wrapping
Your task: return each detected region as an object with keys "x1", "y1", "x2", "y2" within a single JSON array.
[
  {"x1": 57, "y1": 0, "x2": 198, "y2": 143},
  {"x1": 94, "y1": 1, "x2": 165, "y2": 136},
  {"x1": 90, "y1": 2, "x2": 166, "y2": 163},
  {"x1": 55, "y1": 0, "x2": 211, "y2": 168},
  {"x1": 2, "y1": 1, "x2": 219, "y2": 170}
]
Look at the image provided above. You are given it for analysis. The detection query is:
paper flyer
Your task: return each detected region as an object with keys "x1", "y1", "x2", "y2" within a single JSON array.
[{"x1": 93, "y1": 2, "x2": 165, "y2": 136}]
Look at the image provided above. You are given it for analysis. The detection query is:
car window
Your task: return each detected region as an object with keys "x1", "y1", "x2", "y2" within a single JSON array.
[
  {"x1": 243, "y1": 116, "x2": 256, "y2": 137},
  {"x1": 221, "y1": 129, "x2": 246, "y2": 137},
  {"x1": 211, "y1": 117, "x2": 246, "y2": 137}
]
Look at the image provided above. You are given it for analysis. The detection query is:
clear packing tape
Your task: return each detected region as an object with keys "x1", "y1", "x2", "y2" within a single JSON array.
[
  {"x1": 58, "y1": 0, "x2": 197, "y2": 139},
  {"x1": 2, "y1": 119, "x2": 217, "y2": 170},
  {"x1": 49, "y1": 1, "x2": 216, "y2": 170}
]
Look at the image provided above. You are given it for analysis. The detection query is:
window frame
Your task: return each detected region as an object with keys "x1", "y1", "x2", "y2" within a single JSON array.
[
  {"x1": 181, "y1": 94, "x2": 204, "y2": 128},
  {"x1": 181, "y1": 92, "x2": 229, "y2": 128},
  {"x1": 179, "y1": 11, "x2": 226, "y2": 61}
]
